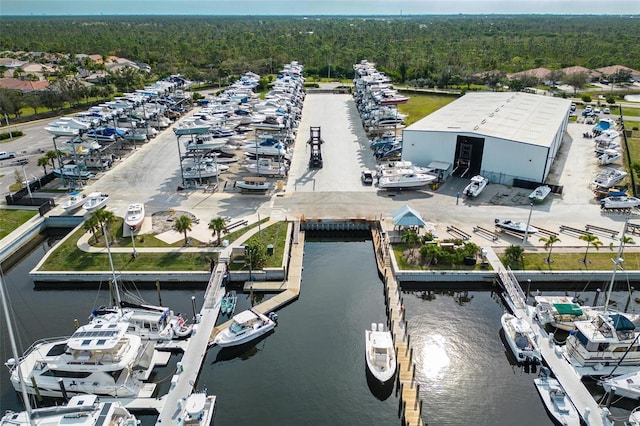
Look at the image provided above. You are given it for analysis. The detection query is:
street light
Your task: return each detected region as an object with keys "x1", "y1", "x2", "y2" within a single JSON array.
[
  {"x1": 523, "y1": 203, "x2": 534, "y2": 245},
  {"x1": 245, "y1": 245, "x2": 253, "y2": 283},
  {"x1": 130, "y1": 229, "x2": 138, "y2": 258}
]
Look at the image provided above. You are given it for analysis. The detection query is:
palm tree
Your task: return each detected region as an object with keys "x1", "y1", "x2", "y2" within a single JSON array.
[
  {"x1": 45, "y1": 150, "x2": 58, "y2": 168},
  {"x1": 401, "y1": 229, "x2": 422, "y2": 260},
  {"x1": 504, "y1": 244, "x2": 524, "y2": 267},
  {"x1": 579, "y1": 233, "x2": 602, "y2": 264},
  {"x1": 208, "y1": 217, "x2": 228, "y2": 246},
  {"x1": 174, "y1": 215, "x2": 193, "y2": 246},
  {"x1": 539, "y1": 234, "x2": 561, "y2": 264},
  {"x1": 83, "y1": 214, "x2": 99, "y2": 244},
  {"x1": 621, "y1": 235, "x2": 636, "y2": 256},
  {"x1": 37, "y1": 156, "x2": 49, "y2": 174},
  {"x1": 92, "y1": 209, "x2": 115, "y2": 242}
]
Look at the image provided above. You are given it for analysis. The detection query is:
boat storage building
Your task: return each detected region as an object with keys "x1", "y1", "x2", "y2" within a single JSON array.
[{"x1": 401, "y1": 92, "x2": 571, "y2": 186}]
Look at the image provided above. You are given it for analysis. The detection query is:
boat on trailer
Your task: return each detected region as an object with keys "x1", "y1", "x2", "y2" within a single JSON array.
[{"x1": 463, "y1": 175, "x2": 488, "y2": 198}]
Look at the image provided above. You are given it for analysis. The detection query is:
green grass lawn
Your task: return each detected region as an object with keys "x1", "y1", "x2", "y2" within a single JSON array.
[
  {"x1": 502, "y1": 249, "x2": 640, "y2": 272},
  {"x1": 229, "y1": 221, "x2": 288, "y2": 270},
  {"x1": 0, "y1": 209, "x2": 38, "y2": 239},
  {"x1": 398, "y1": 92, "x2": 458, "y2": 126},
  {"x1": 392, "y1": 243, "x2": 490, "y2": 271}
]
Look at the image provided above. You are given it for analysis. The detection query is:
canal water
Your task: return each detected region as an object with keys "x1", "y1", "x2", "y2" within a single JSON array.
[{"x1": 2, "y1": 235, "x2": 639, "y2": 424}]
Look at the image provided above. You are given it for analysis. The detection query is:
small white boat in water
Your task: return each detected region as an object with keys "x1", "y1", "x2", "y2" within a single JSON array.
[
  {"x1": 601, "y1": 370, "x2": 640, "y2": 401},
  {"x1": 528, "y1": 185, "x2": 551, "y2": 204},
  {"x1": 365, "y1": 323, "x2": 396, "y2": 384},
  {"x1": 83, "y1": 192, "x2": 110, "y2": 212},
  {"x1": 178, "y1": 393, "x2": 216, "y2": 426},
  {"x1": 213, "y1": 309, "x2": 277, "y2": 347},
  {"x1": 501, "y1": 313, "x2": 541, "y2": 364},
  {"x1": 378, "y1": 173, "x2": 436, "y2": 189},
  {"x1": 534, "y1": 368, "x2": 580, "y2": 426},
  {"x1": 61, "y1": 191, "x2": 87, "y2": 213},
  {"x1": 463, "y1": 175, "x2": 488, "y2": 197},
  {"x1": 0, "y1": 394, "x2": 139, "y2": 426},
  {"x1": 124, "y1": 203, "x2": 145, "y2": 231}
]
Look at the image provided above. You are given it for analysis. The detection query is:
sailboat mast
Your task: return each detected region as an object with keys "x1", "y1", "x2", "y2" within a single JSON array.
[
  {"x1": 0, "y1": 274, "x2": 35, "y2": 425},
  {"x1": 102, "y1": 223, "x2": 123, "y2": 307},
  {"x1": 604, "y1": 217, "x2": 630, "y2": 310}
]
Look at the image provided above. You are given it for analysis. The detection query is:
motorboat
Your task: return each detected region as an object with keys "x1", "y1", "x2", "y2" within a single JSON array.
[
  {"x1": 61, "y1": 191, "x2": 87, "y2": 213},
  {"x1": 5, "y1": 322, "x2": 151, "y2": 398},
  {"x1": 593, "y1": 118, "x2": 616, "y2": 133},
  {"x1": 0, "y1": 394, "x2": 139, "y2": 426},
  {"x1": 463, "y1": 175, "x2": 488, "y2": 198},
  {"x1": 534, "y1": 368, "x2": 580, "y2": 426},
  {"x1": 365, "y1": 323, "x2": 396, "y2": 384},
  {"x1": 237, "y1": 177, "x2": 271, "y2": 193},
  {"x1": 173, "y1": 121, "x2": 211, "y2": 135},
  {"x1": 244, "y1": 158, "x2": 287, "y2": 176},
  {"x1": 178, "y1": 393, "x2": 216, "y2": 426},
  {"x1": 595, "y1": 139, "x2": 620, "y2": 155},
  {"x1": 377, "y1": 173, "x2": 436, "y2": 190},
  {"x1": 44, "y1": 125, "x2": 80, "y2": 137},
  {"x1": 593, "y1": 168, "x2": 628, "y2": 188},
  {"x1": 50, "y1": 117, "x2": 92, "y2": 131},
  {"x1": 221, "y1": 290, "x2": 237, "y2": 316},
  {"x1": 601, "y1": 196, "x2": 640, "y2": 209},
  {"x1": 564, "y1": 312, "x2": 640, "y2": 373},
  {"x1": 124, "y1": 203, "x2": 145, "y2": 232},
  {"x1": 85, "y1": 127, "x2": 128, "y2": 142},
  {"x1": 533, "y1": 295, "x2": 593, "y2": 331},
  {"x1": 494, "y1": 219, "x2": 538, "y2": 234},
  {"x1": 528, "y1": 185, "x2": 551, "y2": 204},
  {"x1": 185, "y1": 135, "x2": 228, "y2": 151},
  {"x1": 242, "y1": 138, "x2": 288, "y2": 157},
  {"x1": 213, "y1": 309, "x2": 277, "y2": 347},
  {"x1": 601, "y1": 370, "x2": 640, "y2": 401},
  {"x1": 182, "y1": 161, "x2": 228, "y2": 180},
  {"x1": 598, "y1": 149, "x2": 622, "y2": 166},
  {"x1": 83, "y1": 192, "x2": 110, "y2": 212},
  {"x1": 500, "y1": 313, "x2": 541, "y2": 365},
  {"x1": 53, "y1": 164, "x2": 93, "y2": 180}
]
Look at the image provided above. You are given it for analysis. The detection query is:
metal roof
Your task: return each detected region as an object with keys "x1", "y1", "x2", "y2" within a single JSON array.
[{"x1": 405, "y1": 92, "x2": 571, "y2": 148}]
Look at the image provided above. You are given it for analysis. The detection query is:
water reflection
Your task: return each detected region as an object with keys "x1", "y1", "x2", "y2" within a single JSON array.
[
  {"x1": 212, "y1": 331, "x2": 273, "y2": 364},
  {"x1": 421, "y1": 334, "x2": 450, "y2": 381}
]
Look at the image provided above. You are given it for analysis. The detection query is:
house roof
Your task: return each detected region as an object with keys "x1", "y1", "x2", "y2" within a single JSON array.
[
  {"x1": 595, "y1": 65, "x2": 639, "y2": 77},
  {"x1": 507, "y1": 67, "x2": 551, "y2": 80},
  {"x1": 560, "y1": 65, "x2": 602, "y2": 78},
  {"x1": 405, "y1": 92, "x2": 571, "y2": 148},
  {"x1": 392, "y1": 205, "x2": 426, "y2": 228},
  {"x1": 0, "y1": 77, "x2": 50, "y2": 92}
]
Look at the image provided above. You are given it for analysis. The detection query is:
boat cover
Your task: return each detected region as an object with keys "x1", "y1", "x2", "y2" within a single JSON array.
[
  {"x1": 611, "y1": 314, "x2": 635, "y2": 331},
  {"x1": 553, "y1": 303, "x2": 583, "y2": 316}
]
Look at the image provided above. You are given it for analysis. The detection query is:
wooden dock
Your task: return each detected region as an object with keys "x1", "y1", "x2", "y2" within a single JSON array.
[
  {"x1": 484, "y1": 247, "x2": 611, "y2": 426},
  {"x1": 372, "y1": 226, "x2": 424, "y2": 426}
]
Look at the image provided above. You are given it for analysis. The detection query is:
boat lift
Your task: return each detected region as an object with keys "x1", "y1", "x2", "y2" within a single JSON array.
[{"x1": 307, "y1": 126, "x2": 324, "y2": 169}]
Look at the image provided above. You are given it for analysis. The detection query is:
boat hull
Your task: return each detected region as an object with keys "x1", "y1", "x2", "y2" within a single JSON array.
[{"x1": 534, "y1": 377, "x2": 580, "y2": 426}]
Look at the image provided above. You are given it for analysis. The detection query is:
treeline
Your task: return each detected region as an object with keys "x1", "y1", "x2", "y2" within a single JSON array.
[{"x1": 1, "y1": 15, "x2": 639, "y2": 83}]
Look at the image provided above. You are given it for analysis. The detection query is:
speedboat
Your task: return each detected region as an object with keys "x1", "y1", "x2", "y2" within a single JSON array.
[
  {"x1": 53, "y1": 165, "x2": 93, "y2": 180},
  {"x1": 178, "y1": 393, "x2": 216, "y2": 426},
  {"x1": 533, "y1": 295, "x2": 593, "y2": 331},
  {"x1": 598, "y1": 149, "x2": 622, "y2": 165},
  {"x1": 500, "y1": 313, "x2": 541, "y2": 365},
  {"x1": 213, "y1": 309, "x2": 277, "y2": 347},
  {"x1": 50, "y1": 117, "x2": 92, "y2": 131},
  {"x1": 378, "y1": 173, "x2": 436, "y2": 189},
  {"x1": 244, "y1": 158, "x2": 286, "y2": 176},
  {"x1": 183, "y1": 162, "x2": 228, "y2": 179},
  {"x1": 0, "y1": 394, "x2": 139, "y2": 426},
  {"x1": 601, "y1": 370, "x2": 640, "y2": 401},
  {"x1": 85, "y1": 127, "x2": 128, "y2": 142},
  {"x1": 173, "y1": 120, "x2": 211, "y2": 135},
  {"x1": 593, "y1": 168, "x2": 628, "y2": 188},
  {"x1": 463, "y1": 175, "x2": 488, "y2": 198},
  {"x1": 44, "y1": 125, "x2": 80, "y2": 137},
  {"x1": 534, "y1": 368, "x2": 580, "y2": 426},
  {"x1": 494, "y1": 219, "x2": 538, "y2": 234},
  {"x1": 528, "y1": 185, "x2": 551, "y2": 204},
  {"x1": 600, "y1": 195, "x2": 640, "y2": 209},
  {"x1": 124, "y1": 203, "x2": 145, "y2": 232},
  {"x1": 83, "y1": 192, "x2": 110, "y2": 212},
  {"x1": 365, "y1": 323, "x2": 396, "y2": 384},
  {"x1": 61, "y1": 191, "x2": 87, "y2": 213},
  {"x1": 5, "y1": 322, "x2": 151, "y2": 398},
  {"x1": 185, "y1": 135, "x2": 228, "y2": 151}
]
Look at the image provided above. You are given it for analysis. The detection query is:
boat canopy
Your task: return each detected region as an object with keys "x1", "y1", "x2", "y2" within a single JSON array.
[
  {"x1": 611, "y1": 314, "x2": 636, "y2": 331},
  {"x1": 553, "y1": 303, "x2": 583, "y2": 316},
  {"x1": 232, "y1": 310, "x2": 260, "y2": 325}
]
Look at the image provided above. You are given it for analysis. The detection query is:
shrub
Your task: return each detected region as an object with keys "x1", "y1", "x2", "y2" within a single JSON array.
[
  {"x1": 606, "y1": 95, "x2": 616, "y2": 104},
  {"x1": 0, "y1": 131, "x2": 24, "y2": 140},
  {"x1": 581, "y1": 95, "x2": 592, "y2": 103}
]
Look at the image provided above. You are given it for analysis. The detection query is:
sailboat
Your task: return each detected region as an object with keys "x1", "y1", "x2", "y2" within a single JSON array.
[{"x1": 88, "y1": 223, "x2": 193, "y2": 341}]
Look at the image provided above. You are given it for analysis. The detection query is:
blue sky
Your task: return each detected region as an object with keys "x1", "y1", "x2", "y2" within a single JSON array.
[{"x1": 2, "y1": 0, "x2": 639, "y2": 16}]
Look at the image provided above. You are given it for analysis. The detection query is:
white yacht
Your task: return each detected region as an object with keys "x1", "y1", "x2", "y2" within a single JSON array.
[
  {"x1": 61, "y1": 191, "x2": 87, "y2": 213},
  {"x1": 598, "y1": 149, "x2": 622, "y2": 166},
  {"x1": 0, "y1": 394, "x2": 139, "y2": 426},
  {"x1": 365, "y1": 323, "x2": 396, "y2": 384},
  {"x1": 600, "y1": 196, "x2": 640, "y2": 209},
  {"x1": 82, "y1": 192, "x2": 110, "y2": 212},
  {"x1": 213, "y1": 309, "x2": 277, "y2": 347},
  {"x1": 593, "y1": 168, "x2": 627, "y2": 188},
  {"x1": 378, "y1": 173, "x2": 436, "y2": 189},
  {"x1": 601, "y1": 370, "x2": 640, "y2": 401},
  {"x1": 463, "y1": 175, "x2": 488, "y2": 197},
  {"x1": 501, "y1": 313, "x2": 541, "y2": 365},
  {"x1": 124, "y1": 203, "x2": 145, "y2": 232},
  {"x1": 244, "y1": 158, "x2": 286, "y2": 176},
  {"x1": 5, "y1": 322, "x2": 151, "y2": 398},
  {"x1": 178, "y1": 393, "x2": 216, "y2": 426}
]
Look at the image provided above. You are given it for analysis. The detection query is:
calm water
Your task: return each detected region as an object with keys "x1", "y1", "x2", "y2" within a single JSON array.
[{"x1": 2, "y1": 236, "x2": 639, "y2": 425}]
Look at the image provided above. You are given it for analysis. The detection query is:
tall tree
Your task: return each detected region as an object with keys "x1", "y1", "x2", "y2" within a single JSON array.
[
  {"x1": 208, "y1": 216, "x2": 228, "y2": 246},
  {"x1": 539, "y1": 235, "x2": 561, "y2": 264},
  {"x1": 37, "y1": 156, "x2": 49, "y2": 174}
]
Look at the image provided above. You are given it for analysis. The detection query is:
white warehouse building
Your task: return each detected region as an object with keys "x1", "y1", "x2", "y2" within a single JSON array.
[{"x1": 401, "y1": 92, "x2": 572, "y2": 186}]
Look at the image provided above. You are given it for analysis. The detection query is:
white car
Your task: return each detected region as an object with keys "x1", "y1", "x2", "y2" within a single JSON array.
[
  {"x1": 585, "y1": 105, "x2": 593, "y2": 112},
  {"x1": 603, "y1": 107, "x2": 611, "y2": 114},
  {"x1": 594, "y1": 107, "x2": 601, "y2": 114}
]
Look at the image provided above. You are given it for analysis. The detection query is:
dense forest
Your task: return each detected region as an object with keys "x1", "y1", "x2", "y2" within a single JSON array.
[{"x1": 1, "y1": 15, "x2": 639, "y2": 82}]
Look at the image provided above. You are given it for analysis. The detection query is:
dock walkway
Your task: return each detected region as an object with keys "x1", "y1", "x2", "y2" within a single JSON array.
[
  {"x1": 484, "y1": 247, "x2": 611, "y2": 426},
  {"x1": 372, "y1": 227, "x2": 424, "y2": 426}
]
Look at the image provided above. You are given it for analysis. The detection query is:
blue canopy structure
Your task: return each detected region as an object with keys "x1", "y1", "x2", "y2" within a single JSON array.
[{"x1": 391, "y1": 205, "x2": 426, "y2": 228}]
